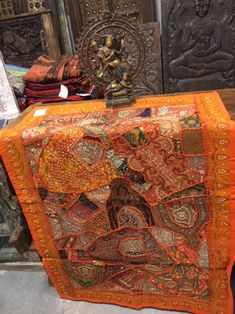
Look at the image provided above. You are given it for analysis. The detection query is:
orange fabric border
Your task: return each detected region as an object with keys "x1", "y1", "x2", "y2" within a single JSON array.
[
  {"x1": 43, "y1": 258, "x2": 211, "y2": 314},
  {"x1": 196, "y1": 92, "x2": 234, "y2": 314},
  {"x1": 0, "y1": 93, "x2": 234, "y2": 314}
]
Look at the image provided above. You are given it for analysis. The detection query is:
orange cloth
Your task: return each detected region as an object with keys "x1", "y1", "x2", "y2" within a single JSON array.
[
  {"x1": 0, "y1": 93, "x2": 235, "y2": 314},
  {"x1": 23, "y1": 55, "x2": 81, "y2": 83}
]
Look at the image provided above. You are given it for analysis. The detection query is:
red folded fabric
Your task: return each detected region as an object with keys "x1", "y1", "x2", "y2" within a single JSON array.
[{"x1": 24, "y1": 77, "x2": 93, "y2": 107}]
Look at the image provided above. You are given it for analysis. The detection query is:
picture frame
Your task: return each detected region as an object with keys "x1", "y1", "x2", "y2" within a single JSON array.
[{"x1": 0, "y1": 11, "x2": 61, "y2": 67}]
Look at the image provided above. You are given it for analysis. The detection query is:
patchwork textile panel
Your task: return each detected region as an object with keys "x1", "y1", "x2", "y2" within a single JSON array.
[{"x1": 0, "y1": 93, "x2": 235, "y2": 314}]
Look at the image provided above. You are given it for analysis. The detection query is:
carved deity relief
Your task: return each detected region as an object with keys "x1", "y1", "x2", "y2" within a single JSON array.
[
  {"x1": 162, "y1": 0, "x2": 235, "y2": 93},
  {"x1": 0, "y1": 15, "x2": 44, "y2": 66}
]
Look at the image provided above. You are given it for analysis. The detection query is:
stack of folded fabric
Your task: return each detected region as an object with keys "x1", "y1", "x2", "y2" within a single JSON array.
[
  {"x1": 24, "y1": 77, "x2": 93, "y2": 107},
  {"x1": 23, "y1": 55, "x2": 94, "y2": 107}
]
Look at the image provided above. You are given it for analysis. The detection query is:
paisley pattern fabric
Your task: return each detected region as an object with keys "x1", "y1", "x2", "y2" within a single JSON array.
[{"x1": 0, "y1": 93, "x2": 235, "y2": 314}]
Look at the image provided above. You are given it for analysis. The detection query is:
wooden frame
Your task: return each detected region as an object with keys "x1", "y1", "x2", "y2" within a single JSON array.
[{"x1": 0, "y1": 11, "x2": 61, "y2": 67}]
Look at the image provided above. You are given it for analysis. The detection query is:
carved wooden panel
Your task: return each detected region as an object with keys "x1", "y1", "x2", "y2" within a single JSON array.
[
  {"x1": 0, "y1": 160, "x2": 21, "y2": 234},
  {"x1": 5, "y1": 0, "x2": 67, "y2": 54},
  {"x1": 20, "y1": 0, "x2": 60, "y2": 31},
  {"x1": 65, "y1": 0, "x2": 156, "y2": 45},
  {"x1": 111, "y1": 0, "x2": 156, "y2": 22},
  {"x1": 0, "y1": 0, "x2": 50, "y2": 17},
  {"x1": 162, "y1": 0, "x2": 235, "y2": 93},
  {"x1": 0, "y1": 0, "x2": 14, "y2": 18},
  {"x1": 78, "y1": 0, "x2": 109, "y2": 26},
  {"x1": 20, "y1": 0, "x2": 57, "y2": 16},
  {"x1": 134, "y1": 22, "x2": 163, "y2": 96},
  {"x1": 140, "y1": 0, "x2": 156, "y2": 23},
  {"x1": 0, "y1": 158, "x2": 32, "y2": 254},
  {"x1": 21, "y1": 1, "x2": 60, "y2": 32},
  {"x1": 0, "y1": 12, "x2": 61, "y2": 67},
  {"x1": 111, "y1": 0, "x2": 141, "y2": 20},
  {"x1": 65, "y1": 0, "x2": 107, "y2": 44},
  {"x1": 0, "y1": 123, "x2": 33, "y2": 258},
  {"x1": 26, "y1": 0, "x2": 46, "y2": 12}
]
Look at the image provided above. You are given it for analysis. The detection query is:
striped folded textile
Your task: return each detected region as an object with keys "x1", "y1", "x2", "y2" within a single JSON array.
[{"x1": 24, "y1": 78, "x2": 94, "y2": 107}]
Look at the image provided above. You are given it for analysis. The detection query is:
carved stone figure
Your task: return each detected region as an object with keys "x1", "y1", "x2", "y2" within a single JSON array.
[{"x1": 162, "y1": 0, "x2": 235, "y2": 93}]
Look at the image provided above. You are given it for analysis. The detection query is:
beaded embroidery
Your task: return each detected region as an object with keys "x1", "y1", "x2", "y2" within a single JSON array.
[{"x1": 0, "y1": 93, "x2": 235, "y2": 314}]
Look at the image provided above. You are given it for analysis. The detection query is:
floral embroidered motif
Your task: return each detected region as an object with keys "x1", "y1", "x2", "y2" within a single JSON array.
[{"x1": 171, "y1": 205, "x2": 197, "y2": 227}]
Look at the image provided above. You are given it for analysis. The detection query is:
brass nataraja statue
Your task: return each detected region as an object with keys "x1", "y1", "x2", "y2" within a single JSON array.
[{"x1": 78, "y1": 12, "x2": 145, "y2": 108}]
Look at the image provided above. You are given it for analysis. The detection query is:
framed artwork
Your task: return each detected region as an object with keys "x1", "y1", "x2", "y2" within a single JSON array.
[
  {"x1": 0, "y1": 11, "x2": 61, "y2": 67},
  {"x1": 0, "y1": 52, "x2": 20, "y2": 120}
]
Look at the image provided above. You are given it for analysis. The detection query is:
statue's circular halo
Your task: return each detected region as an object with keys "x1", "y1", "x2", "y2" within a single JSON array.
[{"x1": 78, "y1": 15, "x2": 146, "y2": 86}]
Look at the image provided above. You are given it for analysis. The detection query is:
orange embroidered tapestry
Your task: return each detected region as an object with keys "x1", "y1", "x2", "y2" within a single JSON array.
[{"x1": 0, "y1": 93, "x2": 235, "y2": 314}]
